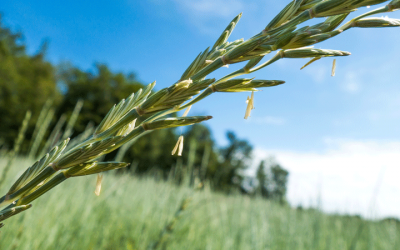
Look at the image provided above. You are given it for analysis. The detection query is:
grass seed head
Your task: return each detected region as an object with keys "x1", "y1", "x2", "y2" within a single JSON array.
[
  {"x1": 143, "y1": 116, "x2": 212, "y2": 131},
  {"x1": 215, "y1": 79, "x2": 284, "y2": 92},
  {"x1": 351, "y1": 0, "x2": 388, "y2": 8},
  {"x1": 64, "y1": 162, "x2": 129, "y2": 177},
  {"x1": 312, "y1": 0, "x2": 356, "y2": 17},
  {"x1": 265, "y1": 0, "x2": 304, "y2": 31},
  {"x1": 212, "y1": 13, "x2": 242, "y2": 49},
  {"x1": 283, "y1": 48, "x2": 351, "y2": 58},
  {"x1": 353, "y1": 17, "x2": 400, "y2": 27},
  {"x1": 0, "y1": 204, "x2": 32, "y2": 222},
  {"x1": 389, "y1": 0, "x2": 400, "y2": 10}
]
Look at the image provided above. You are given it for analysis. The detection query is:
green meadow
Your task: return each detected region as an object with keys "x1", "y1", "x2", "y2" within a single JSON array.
[{"x1": 1, "y1": 158, "x2": 399, "y2": 250}]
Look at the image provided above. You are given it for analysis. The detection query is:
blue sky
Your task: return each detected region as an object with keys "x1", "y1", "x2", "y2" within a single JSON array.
[{"x1": 2, "y1": 0, "x2": 400, "y2": 218}]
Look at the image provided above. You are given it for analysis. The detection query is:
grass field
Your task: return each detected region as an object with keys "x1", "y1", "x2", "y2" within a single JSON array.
[{"x1": 0, "y1": 158, "x2": 399, "y2": 250}]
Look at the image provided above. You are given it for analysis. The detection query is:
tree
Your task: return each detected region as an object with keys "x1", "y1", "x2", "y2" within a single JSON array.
[
  {"x1": 256, "y1": 160, "x2": 269, "y2": 197},
  {"x1": 182, "y1": 124, "x2": 219, "y2": 181},
  {"x1": 125, "y1": 128, "x2": 177, "y2": 175},
  {"x1": 0, "y1": 15, "x2": 59, "y2": 151},
  {"x1": 214, "y1": 131, "x2": 253, "y2": 192},
  {"x1": 270, "y1": 163, "x2": 289, "y2": 204},
  {"x1": 256, "y1": 157, "x2": 289, "y2": 204},
  {"x1": 57, "y1": 63, "x2": 143, "y2": 136}
]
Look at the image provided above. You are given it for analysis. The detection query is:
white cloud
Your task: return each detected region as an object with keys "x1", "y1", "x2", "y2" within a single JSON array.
[
  {"x1": 341, "y1": 71, "x2": 362, "y2": 93},
  {"x1": 332, "y1": 118, "x2": 353, "y2": 127},
  {"x1": 248, "y1": 115, "x2": 286, "y2": 125},
  {"x1": 302, "y1": 62, "x2": 329, "y2": 84},
  {"x1": 171, "y1": 0, "x2": 245, "y2": 34},
  {"x1": 173, "y1": 0, "x2": 244, "y2": 19},
  {"x1": 253, "y1": 138, "x2": 400, "y2": 219},
  {"x1": 146, "y1": 1, "x2": 290, "y2": 37},
  {"x1": 166, "y1": 0, "x2": 284, "y2": 35}
]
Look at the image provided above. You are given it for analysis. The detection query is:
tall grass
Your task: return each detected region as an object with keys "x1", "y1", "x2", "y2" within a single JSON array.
[
  {"x1": 0, "y1": 158, "x2": 399, "y2": 250},
  {"x1": 0, "y1": 111, "x2": 31, "y2": 190}
]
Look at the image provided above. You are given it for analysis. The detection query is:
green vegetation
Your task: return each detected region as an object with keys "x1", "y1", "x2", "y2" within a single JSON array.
[
  {"x1": 1, "y1": 158, "x2": 399, "y2": 250},
  {"x1": 1, "y1": 0, "x2": 400, "y2": 247},
  {"x1": 0, "y1": 15, "x2": 58, "y2": 151},
  {"x1": 0, "y1": 15, "x2": 268, "y2": 195}
]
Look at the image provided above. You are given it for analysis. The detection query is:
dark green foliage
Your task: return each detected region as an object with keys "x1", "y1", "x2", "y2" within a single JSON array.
[
  {"x1": 57, "y1": 63, "x2": 143, "y2": 136},
  {"x1": 0, "y1": 15, "x2": 289, "y2": 199},
  {"x1": 256, "y1": 160, "x2": 268, "y2": 196},
  {"x1": 256, "y1": 158, "x2": 289, "y2": 203},
  {"x1": 56, "y1": 63, "x2": 189, "y2": 176},
  {"x1": 182, "y1": 124, "x2": 219, "y2": 179},
  {"x1": 0, "y1": 15, "x2": 59, "y2": 150},
  {"x1": 126, "y1": 128, "x2": 177, "y2": 175},
  {"x1": 213, "y1": 131, "x2": 253, "y2": 192},
  {"x1": 270, "y1": 163, "x2": 289, "y2": 203}
]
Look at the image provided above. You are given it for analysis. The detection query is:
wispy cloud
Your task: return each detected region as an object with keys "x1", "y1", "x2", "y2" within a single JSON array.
[
  {"x1": 302, "y1": 62, "x2": 329, "y2": 84},
  {"x1": 249, "y1": 115, "x2": 286, "y2": 125},
  {"x1": 253, "y1": 138, "x2": 400, "y2": 218},
  {"x1": 173, "y1": 0, "x2": 244, "y2": 18},
  {"x1": 341, "y1": 71, "x2": 362, "y2": 93},
  {"x1": 171, "y1": 0, "x2": 244, "y2": 34},
  {"x1": 164, "y1": 0, "x2": 284, "y2": 35}
]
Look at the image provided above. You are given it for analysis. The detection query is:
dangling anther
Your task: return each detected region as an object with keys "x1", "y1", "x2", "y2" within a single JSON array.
[
  {"x1": 94, "y1": 174, "x2": 103, "y2": 196},
  {"x1": 331, "y1": 59, "x2": 337, "y2": 77},
  {"x1": 182, "y1": 106, "x2": 192, "y2": 117},
  {"x1": 244, "y1": 91, "x2": 255, "y2": 119},
  {"x1": 300, "y1": 57, "x2": 321, "y2": 70},
  {"x1": 172, "y1": 136, "x2": 184, "y2": 156}
]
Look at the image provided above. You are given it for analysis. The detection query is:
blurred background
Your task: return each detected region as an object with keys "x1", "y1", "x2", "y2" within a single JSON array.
[{"x1": 1, "y1": 0, "x2": 400, "y2": 249}]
